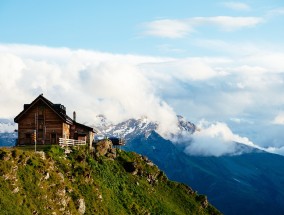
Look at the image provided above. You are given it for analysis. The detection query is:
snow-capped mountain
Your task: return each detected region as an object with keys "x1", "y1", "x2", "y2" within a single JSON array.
[
  {"x1": 94, "y1": 115, "x2": 195, "y2": 141},
  {"x1": 94, "y1": 114, "x2": 284, "y2": 215}
]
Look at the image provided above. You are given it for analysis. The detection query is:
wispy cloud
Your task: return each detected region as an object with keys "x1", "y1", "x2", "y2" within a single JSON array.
[
  {"x1": 222, "y1": 2, "x2": 251, "y2": 11},
  {"x1": 266, "y1": 7, "x2": 284, "y2": 17},
  {"x1": 157, "y1": 44, "x2": 185, "y2": 54},
  {"x1": 191, "y1": 16, "x2": 262, "y2": 31},
  {"x1": 272, "y1": 113, "x2": 284, "y2": 125},
  {"x1": 143, "y1": 16, "x2": 263, "y2": 38},
  {"x1": 143, "y1": 19, "x2": 192, "y2": 38}
]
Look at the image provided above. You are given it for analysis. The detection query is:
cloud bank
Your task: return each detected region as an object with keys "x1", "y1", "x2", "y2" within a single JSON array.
[
  {"x1": 184, "y1": 121, "x2": 259, "y2": 157},
  {"x1": 0, "y1": 44, "x2": 180, "y2": 138},
  {"x1": 1, "y1": 43, "x2": 284, "y2": 156}
]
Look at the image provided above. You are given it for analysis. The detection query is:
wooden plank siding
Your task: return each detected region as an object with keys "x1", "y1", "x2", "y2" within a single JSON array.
[{"x1": 17, "y1": 101, "x2": 64, "y2": 145}]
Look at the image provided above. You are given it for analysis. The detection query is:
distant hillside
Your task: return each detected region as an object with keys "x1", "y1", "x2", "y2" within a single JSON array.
[
  {"x1": 93, "y1": 116, "x2": 284, "y2": 215},
  {"x1": 125, "y1": 131, "x2": 284, "y2": 215},
  {"x1": 0, "y1": 133, "x2": 17, "y2": 147},
  {"x1": 0, "y1": 145, "x2": 220, "y2": 215}
]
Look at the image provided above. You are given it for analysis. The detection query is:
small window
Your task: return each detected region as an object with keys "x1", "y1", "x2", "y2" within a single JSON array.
[
  {"x1": 38, "y1": 119, "x2": 44, "y2": 129},
  {"x1": 38, "y1": 106, "x2": 44, "y2": 116},
  {"x1": 26, "y1": 133, "x2": 31, "y2": 139}
]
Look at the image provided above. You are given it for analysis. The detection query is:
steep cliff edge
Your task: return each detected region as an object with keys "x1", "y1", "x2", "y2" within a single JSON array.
[{"x1": 0, "y1": 145, "x2": 220, "y2": 215}]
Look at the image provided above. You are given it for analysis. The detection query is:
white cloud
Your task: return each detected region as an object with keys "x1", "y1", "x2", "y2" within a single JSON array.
[
  {"x1": 222, "y1": 2, "x2": 251, "y2": 11},
  {"x1": 143, "y1": 19, "x2": 192, "y2": 38},
  {"x1": 193, "y1": 16, "x2": 263, "y2": 31},
  {"x1": 0, "y1": 121, "x2": 17, "y2": 133},
  {"x1": 157, "y1": 44, "x2": 185, "y2": 54},
  {"x1": 272, "y1": 113, "x2": 284, "y2": 125},
  {"x1": 143, "y1": 57, "x2": 220, "y2": 81},
  {"x1": 266, "y1": 146, "x2": 284, "y2": 156},
  {"x1": 184, "y1": 121, "x2": 257, "y2": 157},
  {"x1": 266, "y1": 7, "x2": 284, "y2": 17},
  {"x1": 0, "y1": 44, "x2": 180, "y2": 136},
  {"x1": 2, "y1": 43, "x2": 284, "y2": 156},
  {"x1": 143, "y1": 16, "x2": 262, "y2": 38}
]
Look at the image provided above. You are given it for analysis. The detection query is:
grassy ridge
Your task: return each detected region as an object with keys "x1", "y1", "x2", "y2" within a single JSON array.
[{"x1": 0, "y1": 146, "x2": 220, "y2": 215}]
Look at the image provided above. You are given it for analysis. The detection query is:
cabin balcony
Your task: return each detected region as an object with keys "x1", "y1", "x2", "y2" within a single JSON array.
[{"x1": 59, "y1": 137, "x2": 86, "y2": 146}]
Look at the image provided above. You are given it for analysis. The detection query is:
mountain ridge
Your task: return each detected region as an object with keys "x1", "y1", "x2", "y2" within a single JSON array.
[{"x1": 93, "y1": 116, "x2": 284, "y2": 215}]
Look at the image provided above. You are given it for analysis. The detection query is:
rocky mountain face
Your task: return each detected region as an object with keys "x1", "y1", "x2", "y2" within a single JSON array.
[
  {"x1": 94, "y1": 115, "x2": 284, "y2": 215},
  {"x1": 94, "y1": 114, "x2": 195, "y2": 141}
]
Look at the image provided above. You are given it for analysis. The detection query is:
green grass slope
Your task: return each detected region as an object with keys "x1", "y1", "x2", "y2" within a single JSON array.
[{"x1": 0, "y1": 146, "x2": 220, "y2": 215}]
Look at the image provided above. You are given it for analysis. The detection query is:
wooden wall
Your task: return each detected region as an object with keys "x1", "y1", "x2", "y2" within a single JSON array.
[{"x1": 17, "y1": 100, "x2": 64, "y2": 145}]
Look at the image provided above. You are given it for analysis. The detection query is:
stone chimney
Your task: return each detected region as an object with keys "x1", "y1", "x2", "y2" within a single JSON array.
[{"x1": 73, "y1": 111, "x2": 76, "y2": 122}]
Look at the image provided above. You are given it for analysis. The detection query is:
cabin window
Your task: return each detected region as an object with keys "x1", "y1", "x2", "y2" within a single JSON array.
[
  {"x1": 38, "y1": 106, "x2": 44, "y2": 117},
  {"x1": 38, "y1": 119, "x2": 44, "y2": 129}
]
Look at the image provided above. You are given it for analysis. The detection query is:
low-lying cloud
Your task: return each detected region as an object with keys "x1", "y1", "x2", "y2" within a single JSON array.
[
  {"x1": 1, "y1": 43, "x2": 284, "y2": 156},
  {"x1": 184, "y1": 121, "x2": 258, "y2": 157},
  {"x1": 0, "y1": 44, "x2": 180, "y2": 137}
]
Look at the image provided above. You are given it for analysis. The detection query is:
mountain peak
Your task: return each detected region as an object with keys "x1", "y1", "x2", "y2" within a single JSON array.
[{"x1": 94, "y1": 115, "x2": 196, "y2": 141}]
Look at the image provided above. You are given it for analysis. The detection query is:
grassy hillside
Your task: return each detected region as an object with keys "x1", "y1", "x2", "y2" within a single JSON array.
[{"x1": 0, "y1": 145, "x2": 220, "y2": 215}]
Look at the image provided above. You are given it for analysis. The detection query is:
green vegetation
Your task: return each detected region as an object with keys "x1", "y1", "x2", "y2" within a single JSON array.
[{"x1": 0, "y1": 146, "x2": 220, "y2": 215}]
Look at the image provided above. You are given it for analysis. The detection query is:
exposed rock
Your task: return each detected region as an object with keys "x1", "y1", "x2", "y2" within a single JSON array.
[
  {"x1": 94, "y1": 139, "x2": 113, "y2": 156},
  {"x1": 106, "y1": 148, "x2": 117, "y2": 159},
  {"x1": 64, "y1": 148, "x2": 72, "y2": 154},
  {"x1": 12, "y1": 187, "x2": 19, "y2": 193},
  {"x1": 44, "y1": 172, "x2": 50, "y2": 180},
  {"x1": 98, "y1": 194, "x2": 103, "y2": 201},
  {"x1": 147, "y1": 173, "x2": 159, "y2": 185},
  {"x1": 36, "y1": 151, "x2": 46, "y2": 160},
  {"x1": 58, "y1": 172, "x2": 64, "y2": 183},
  {"x1": 196, "y1": 195, "x2": 209, "y2": 208},
  {"x1": 77, "y1": 198, "x2": 86, "y2": 215}
]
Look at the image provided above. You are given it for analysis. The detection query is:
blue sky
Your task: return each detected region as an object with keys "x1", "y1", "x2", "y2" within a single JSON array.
[
  {"x1": 1, "y1": 1, "x2": 284, "y2": 155},
  {"x1": 1, "y1": 0, "x2": 283, "y2": 55}
]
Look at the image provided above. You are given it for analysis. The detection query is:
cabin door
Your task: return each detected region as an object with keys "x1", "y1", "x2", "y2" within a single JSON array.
[
  {"x1": 25, "y1": 133, "x2": 31, "y2": 144},
  {"x1": 51, "y1": 133, "x2": 57, "y2": 144}
]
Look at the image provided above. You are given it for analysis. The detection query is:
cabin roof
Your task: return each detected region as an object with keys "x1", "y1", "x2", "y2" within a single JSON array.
[
  {"x1": 74, "y1": 121, "x2": 95, "y2": 132},
  {"x1": 14, "y1": 94, "x2": 95, "y2": 133}
]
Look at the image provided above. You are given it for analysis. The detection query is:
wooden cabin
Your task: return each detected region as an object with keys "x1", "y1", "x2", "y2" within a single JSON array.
[{"x1": 14, "y1": 94, "x2": 95, "y2": 148}]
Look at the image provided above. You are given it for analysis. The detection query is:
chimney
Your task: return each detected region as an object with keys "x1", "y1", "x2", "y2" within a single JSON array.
[{"x1": 73, "y1": 111, "x2": 76, "y2": 122}]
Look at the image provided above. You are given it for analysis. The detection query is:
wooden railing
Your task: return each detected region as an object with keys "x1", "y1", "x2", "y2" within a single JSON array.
[{"x1": 59, "y1": 138, "x2": 86, "y2": 146}]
